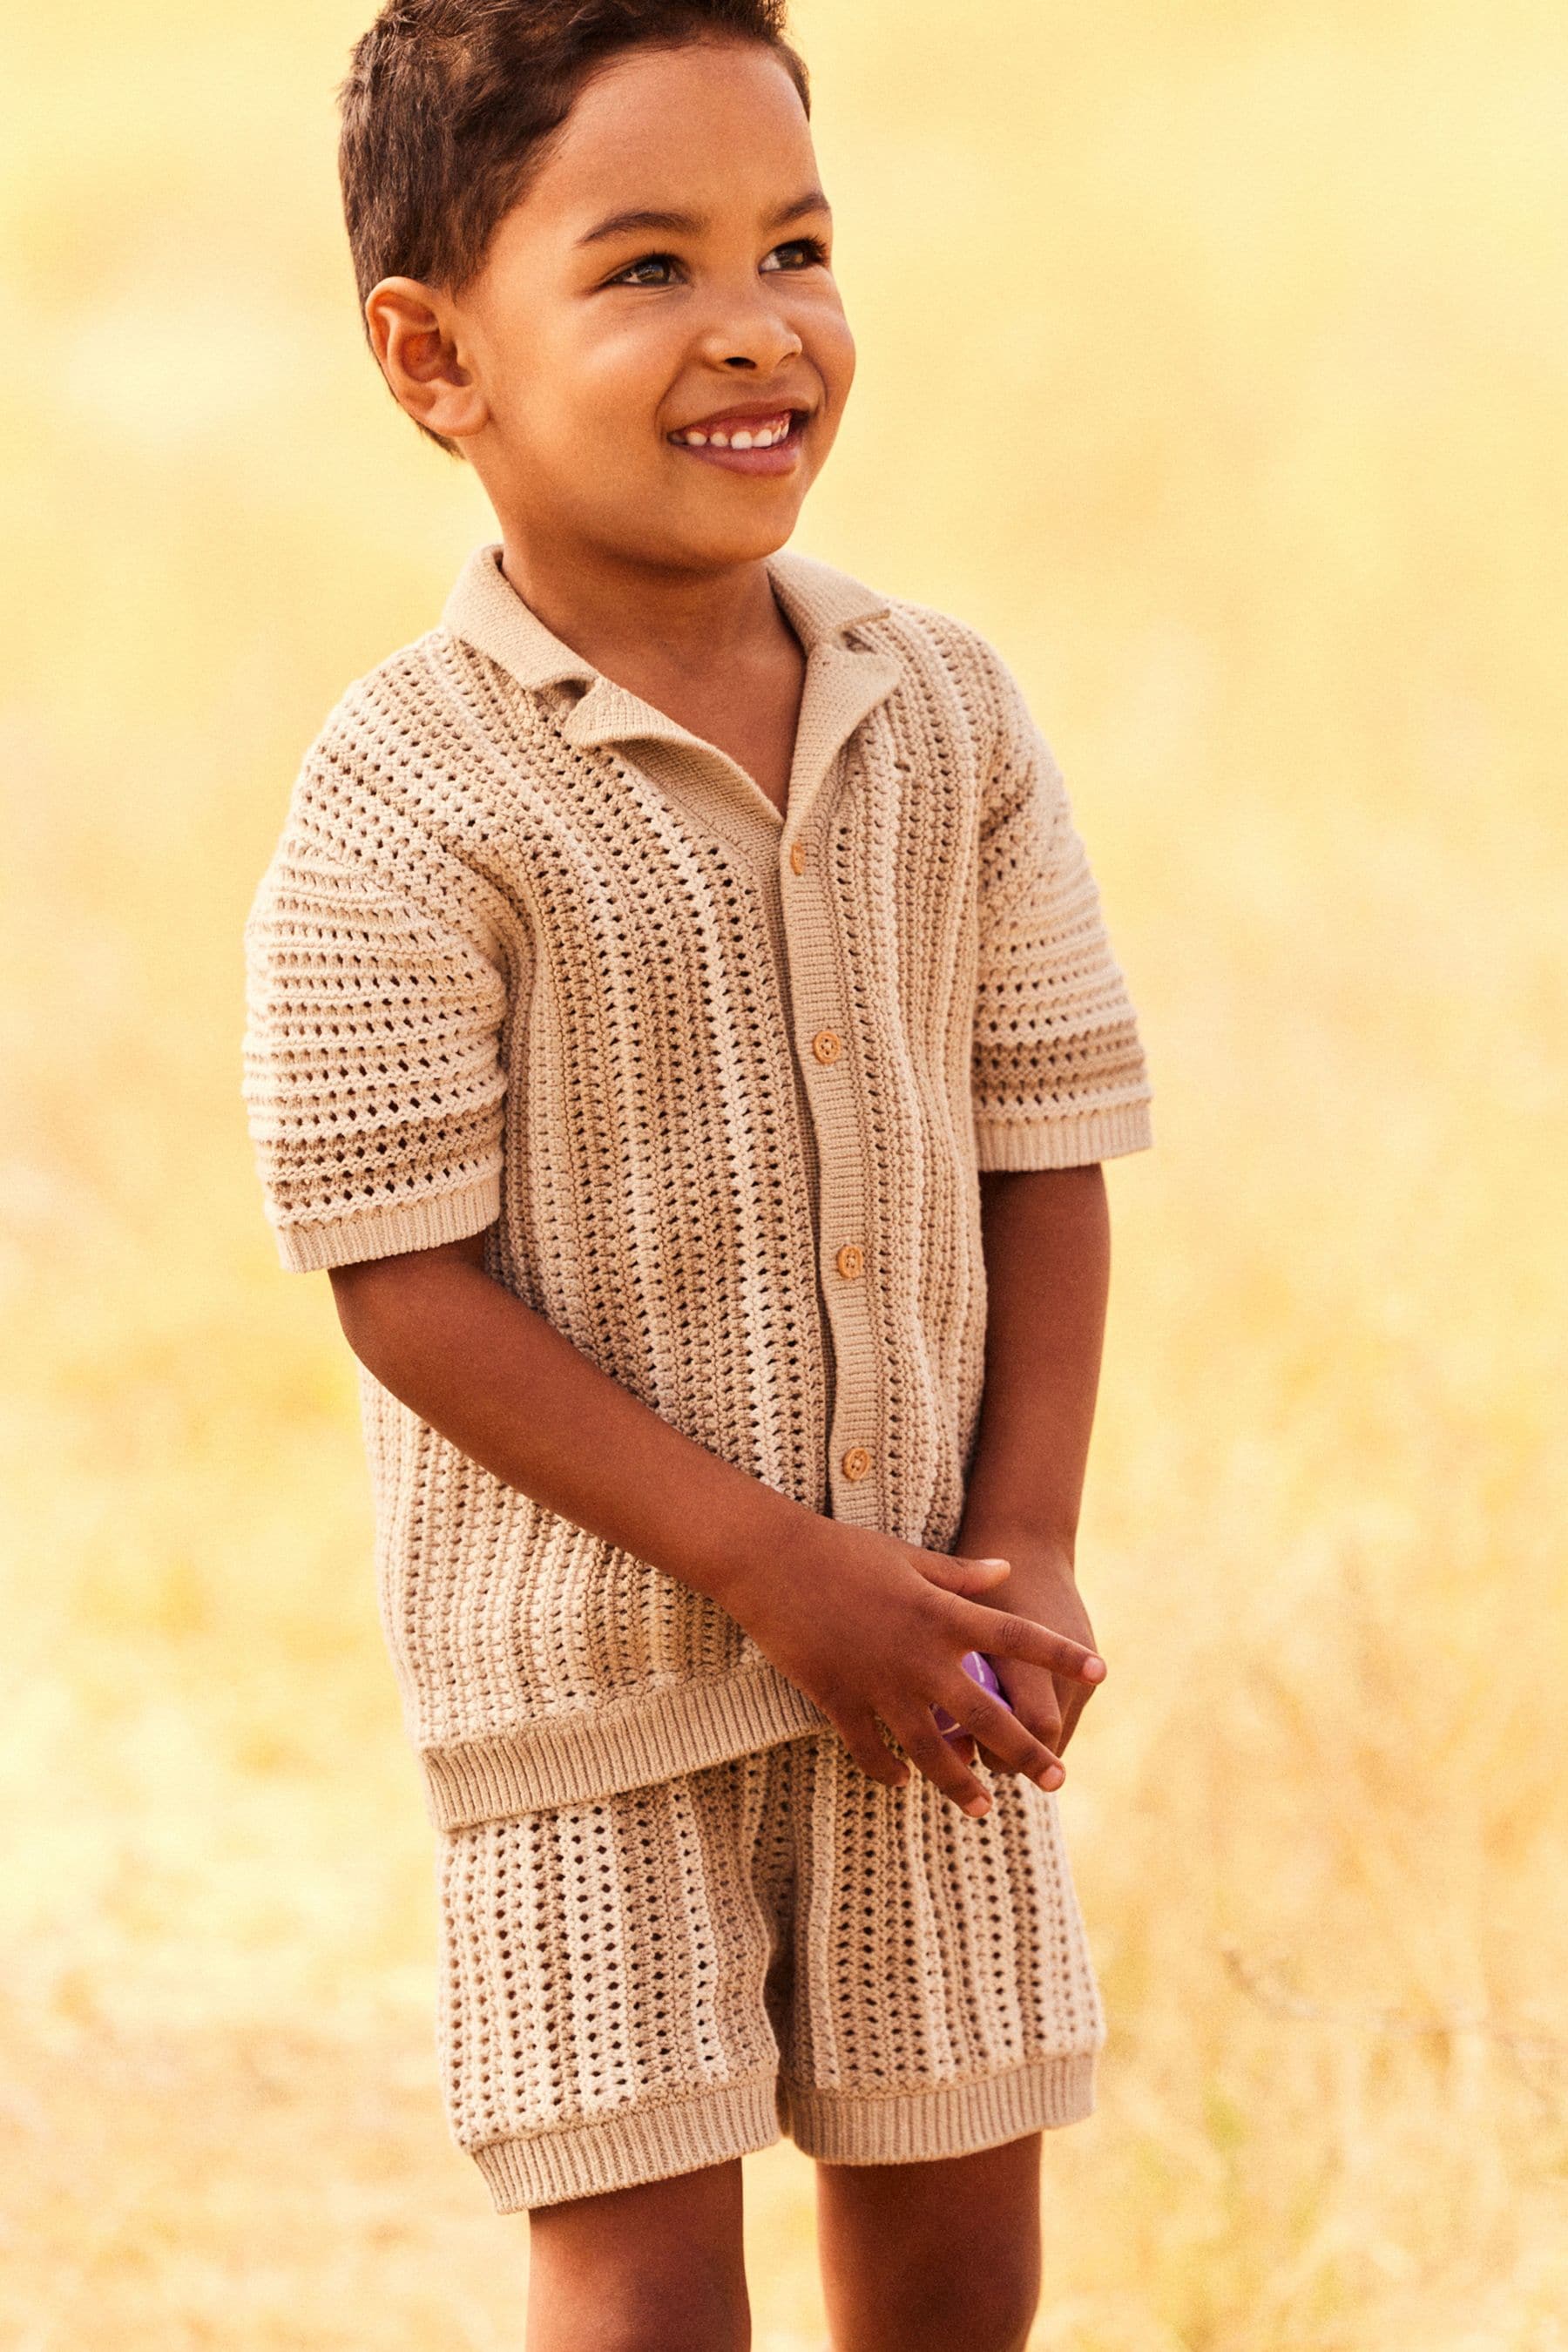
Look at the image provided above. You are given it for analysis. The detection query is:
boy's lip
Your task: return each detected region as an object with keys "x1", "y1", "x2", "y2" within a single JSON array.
[
  {"x1": 667, "y1": 397, "x2": 814, "y2": 436},
  {"x1": 666, "y1": 407, "x2": 808, "y2": 474}
]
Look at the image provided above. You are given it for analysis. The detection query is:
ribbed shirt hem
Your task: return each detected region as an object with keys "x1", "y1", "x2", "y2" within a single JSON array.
[{"x1": 419, "y1": 1660, "x2": 829, "y2": 1828}]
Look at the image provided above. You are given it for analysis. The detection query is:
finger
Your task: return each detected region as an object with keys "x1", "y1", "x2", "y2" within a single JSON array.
[
  {"x1": 990, "y1": 1666, "x2": 1063, "y2": 1754},
  {"x1": 889, "y1": 1713, "x2": 997, "y2": 1818},
  {"x1": 956, "y1": 1605, "x2": 1106, "y2": 1683},
  {"x1": 940, "y1": 1682, "x2": 1064, "y2": 1790},
  {"x1": 915, "y1": 1549, "x2": 1013, "y2": 1598},
  {"x1": 1014, "y1": 1705, "x2": 1065, "y2": 1765},
  {"x1": 931, "y1": 1700, "x2": 981, "y2": 1767},
  {"x1": 1063, "y1": 1648, "x2": 1110, "y2": 1744},
  {"x1": 1010, "y1": 1686, "x2": 1064, "y2": 1755},
  {"x1": 833, "y1": 1708, "x2": 909, "y2": 1789}
]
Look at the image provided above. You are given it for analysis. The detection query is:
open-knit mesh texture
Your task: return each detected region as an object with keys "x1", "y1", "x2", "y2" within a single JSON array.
[
  {"x1": 240, "y1": 545, "x2": 1152, "y2": 1826},
  {"x1": 436, "y1": 1730, "x2": 1105, "y2": 2210}
]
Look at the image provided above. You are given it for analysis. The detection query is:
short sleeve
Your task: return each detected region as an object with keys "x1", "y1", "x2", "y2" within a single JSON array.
[
  {"x1": 970, "y1": 650, "x2": 1153, "y2": 1170},
  {"x1": 241, "y1": 813, "x2": 510, "y2": 1274}
]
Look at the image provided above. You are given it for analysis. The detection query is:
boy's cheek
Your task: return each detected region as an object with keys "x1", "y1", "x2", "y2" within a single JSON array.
[
  {"x1": 822, "y1": 307, "x2": 856, "y2": 375},
  {"x1": 804, "y1": 306, "x2": 857, "y2": 413}
]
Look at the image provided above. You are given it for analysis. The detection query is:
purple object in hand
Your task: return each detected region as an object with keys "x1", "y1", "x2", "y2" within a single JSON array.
[{"x1": 933, "y1": 1650, "x2": 1012, "y2": 1744}]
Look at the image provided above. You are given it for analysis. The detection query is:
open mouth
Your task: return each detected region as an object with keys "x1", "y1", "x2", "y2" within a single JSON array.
[{"x1": 666, "y1": 408, "x2": 808, "y2": 472}]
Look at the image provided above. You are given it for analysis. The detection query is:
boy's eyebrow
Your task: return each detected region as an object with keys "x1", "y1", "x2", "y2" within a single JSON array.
[{"x1": 574, "y1": 187, "x2": 832, "y2": 249}]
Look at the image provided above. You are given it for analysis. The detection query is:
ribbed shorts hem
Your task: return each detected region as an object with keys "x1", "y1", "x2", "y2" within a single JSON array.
[
  {"x1": 468, "y1": 2074, "x2": 782, "y2": 2213},
  {"x1": 786, "y1": 2049, "x2": 1099, "y2": 2166},
  {"x1": 467, "y1": 2051, "x2": 1098, "y2": 2211}
]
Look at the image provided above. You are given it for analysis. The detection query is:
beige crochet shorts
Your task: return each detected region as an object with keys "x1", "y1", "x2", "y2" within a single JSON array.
[{"x1": 434, "y1": 1727, "x2": 1106, "y2": 2213}]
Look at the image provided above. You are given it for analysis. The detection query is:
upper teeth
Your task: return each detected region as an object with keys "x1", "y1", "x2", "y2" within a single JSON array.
[{"x1": 672, "y1": 412, "x2": 794, "y2": 449}]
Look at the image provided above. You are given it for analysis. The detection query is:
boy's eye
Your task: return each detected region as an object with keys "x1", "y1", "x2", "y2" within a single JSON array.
[
  {"x1": 760, "y1": 236, "x2": 830, "y2": 274},
  {"x1": 609, "y1": 235, "x2": 829, "y2": 289},
  {"x1": 610, "y1": 252, "x2": 683, "y2": 288}
]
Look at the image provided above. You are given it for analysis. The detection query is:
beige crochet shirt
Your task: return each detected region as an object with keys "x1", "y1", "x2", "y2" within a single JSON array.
[{"x1": 241, "y1": 542, "x2": 1153, "y2": 1830}]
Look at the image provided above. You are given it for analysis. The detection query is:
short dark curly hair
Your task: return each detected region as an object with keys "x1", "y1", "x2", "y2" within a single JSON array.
[{"x1": 337, "y1": 0, "x2": 812, "y2": 455}]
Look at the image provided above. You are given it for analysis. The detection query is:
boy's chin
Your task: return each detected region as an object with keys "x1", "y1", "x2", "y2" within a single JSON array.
[{"x1": 655, "y1": 502, "x2": 811, "y2": 570}]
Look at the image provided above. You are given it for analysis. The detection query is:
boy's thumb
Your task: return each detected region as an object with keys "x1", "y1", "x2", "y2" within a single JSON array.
[{"x1": 922, "y1": 1551, "x2": 1011, "y2": 1595}]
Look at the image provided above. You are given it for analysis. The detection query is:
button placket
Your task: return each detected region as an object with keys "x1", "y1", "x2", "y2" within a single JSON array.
[
  {"x1": 781, "y1": 904, "x2": 883, "y2": 1510},
  {"x1": 772, "y1": 666, "x2": 899, "y2": 1525},
  {"x1": 787, "y1": 882, "x2": 881, "y2": 1520}
]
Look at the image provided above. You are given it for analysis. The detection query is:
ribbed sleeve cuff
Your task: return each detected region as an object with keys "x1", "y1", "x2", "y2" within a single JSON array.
[
  {"x1": 972, "y1": 1098, "x2": 1153, "y2": 1171},
  {"x1": 270, "y1": 1173, "x2": 503, "y2": 1273}
]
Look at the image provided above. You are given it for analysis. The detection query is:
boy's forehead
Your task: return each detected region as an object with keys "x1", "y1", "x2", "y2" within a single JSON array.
[{"x1": 519, "y1": 42, "x2": 817, "y2": 235}]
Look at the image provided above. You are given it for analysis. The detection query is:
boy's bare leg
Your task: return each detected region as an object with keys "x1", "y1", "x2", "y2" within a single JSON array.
[
  {"x1": 814, "y1": 2134, "x2": 1044, "y2": 2352},
  {"x1": 524, "y1": 2156, "x2": 749, "y2": 2352}
]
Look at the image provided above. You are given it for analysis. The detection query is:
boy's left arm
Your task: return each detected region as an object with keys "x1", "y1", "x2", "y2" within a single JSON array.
[
  {"x1": 955, "y1": 1160, "x2": 1112, "y2": 1769},
  {"x1": 954, "y1": 625, "x2": 1156, "y2": 1768}
]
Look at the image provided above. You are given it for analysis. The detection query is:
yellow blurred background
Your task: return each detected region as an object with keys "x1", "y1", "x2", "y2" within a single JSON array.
[{"x1": 3, "y1": 1, "x2": 1565, "y2": 2342}]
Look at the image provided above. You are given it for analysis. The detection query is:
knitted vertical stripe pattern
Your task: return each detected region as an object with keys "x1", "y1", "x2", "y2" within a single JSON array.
[
  {"x1": 436, "y1": 1729, "x2": 1105, "y2": 2211},
  {"x1": 241, "y1": 544, "x2": 1153, "y2": 1826}
]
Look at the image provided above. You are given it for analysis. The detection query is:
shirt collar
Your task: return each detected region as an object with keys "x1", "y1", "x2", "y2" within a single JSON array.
[
  {"x1": 440, "y1": 540, "x2": 902, "y2": 840},
  {"x1": 441, "y1": 539, "x2": 894, "y2": 700}
]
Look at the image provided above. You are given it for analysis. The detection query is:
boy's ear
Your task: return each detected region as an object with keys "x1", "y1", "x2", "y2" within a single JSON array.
[{"x1": 363, "y1": 276, "x2": 489, "y2": 444}]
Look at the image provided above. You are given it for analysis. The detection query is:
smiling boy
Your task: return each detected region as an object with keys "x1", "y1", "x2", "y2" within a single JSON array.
[{"x1": 241, "y1": 3, "x2": 1153, "y2": 2343}]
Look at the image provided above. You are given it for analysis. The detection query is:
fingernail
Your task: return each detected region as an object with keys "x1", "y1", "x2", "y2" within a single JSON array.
[
  {"x1": 1038, "y1": 1767, "x2": 1064, "y2": 1790},
  {"x1": 1083, "y1": 1656, "x2": 1106, "y2": 1680},
  {"x1": 964, "y1": 1795, "x2": 990, "y2": 1817}
]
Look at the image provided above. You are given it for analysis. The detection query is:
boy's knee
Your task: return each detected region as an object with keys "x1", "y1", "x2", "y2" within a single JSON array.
[
  {"x1": 526, "y1": 2268, "x2": 748, "y2": 2352},
  {"x1": 524, "y1": 2162, "x2": 749, "y2": 2352},
  {"x1": 846, "y1": 2252, "x2": 1038, "y2": 2352},
  {"x1": 575, "y1": 2298, "x2": 747, "y2": 2352},
  {"x1": 913, "y1": 2266, "x2": 1037, "y2": 2352}
]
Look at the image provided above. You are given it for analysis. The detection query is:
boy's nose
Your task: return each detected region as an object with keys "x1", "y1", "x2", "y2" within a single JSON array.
[{"x1": 693, "y1": 307, "x2": 806, "y2": 375}]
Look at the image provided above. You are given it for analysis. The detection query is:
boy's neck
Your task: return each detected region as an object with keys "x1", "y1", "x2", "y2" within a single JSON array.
[{"x1": 497, "y1": 531, "x2": 800, "y2": 692}]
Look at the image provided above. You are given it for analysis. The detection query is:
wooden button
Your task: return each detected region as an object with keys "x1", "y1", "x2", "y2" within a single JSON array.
[
  {"x1": 835, "y1": 1243, "x2": 864, "y2": 1281},
  {"x1": 841, "y1": 1445, "x2": 872, "y2": 1483},
  {"x1": 811, "y1": 1029, "x2": 842, "y2": 1064},
  {"x1": 788, "y1": 841, "x2": 806, "y2": 875}
]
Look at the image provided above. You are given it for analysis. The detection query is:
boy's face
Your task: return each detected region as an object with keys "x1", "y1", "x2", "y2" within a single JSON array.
[{"x1": 372, "y1": 39, "x2": 855, "y2": 576}]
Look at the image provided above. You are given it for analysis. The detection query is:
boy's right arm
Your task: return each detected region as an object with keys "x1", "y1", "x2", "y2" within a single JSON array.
[{"x1": 329, "y1": 1233, "x2": 1103, "y2": 1817}]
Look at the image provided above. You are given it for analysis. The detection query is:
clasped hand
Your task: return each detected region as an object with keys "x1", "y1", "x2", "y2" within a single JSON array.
[{"x1": 719, "y1": 1523, "x2": 1105, "y2": 1818}]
